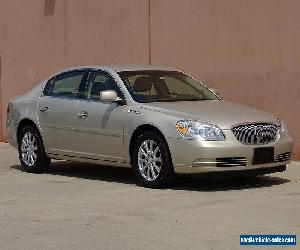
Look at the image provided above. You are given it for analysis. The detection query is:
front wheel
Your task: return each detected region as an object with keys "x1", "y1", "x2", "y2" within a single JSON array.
[
  {"x1": 132, "y1": 132, "x2": 175, "y2": 188},
  {"x1": 18, "y1": 125, "x2": 50, "y2": 173}
]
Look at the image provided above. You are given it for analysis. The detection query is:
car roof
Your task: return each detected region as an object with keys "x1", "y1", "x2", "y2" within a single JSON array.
[
  {"x1": 59, "y1": 64, "x2": 176, "y2": 73},
  {"x1": 108, "y1": 64, "x2": 175, "y2": 72}
]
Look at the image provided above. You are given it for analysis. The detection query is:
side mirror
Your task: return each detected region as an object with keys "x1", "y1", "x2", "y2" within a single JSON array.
[{"x1": 99, "y1": 90, "x2": 126, "y2": 105}]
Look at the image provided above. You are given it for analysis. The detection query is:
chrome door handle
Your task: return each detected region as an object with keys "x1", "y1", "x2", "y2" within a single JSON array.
[
  {"x1": 78, "y1": 111, "x2": 88, "y2": 119},
  {"x1": 40, "y1": 106, "x2": 50, "y2": 113}
]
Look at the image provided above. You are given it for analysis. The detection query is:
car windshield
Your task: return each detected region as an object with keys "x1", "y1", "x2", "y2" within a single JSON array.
[{"x1": 118, "y1": 70, "x2": 220, "y2": 103}]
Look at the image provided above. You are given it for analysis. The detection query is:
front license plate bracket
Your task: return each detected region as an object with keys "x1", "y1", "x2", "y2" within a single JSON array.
[{"x1": 253, "y1": 147, "x2": 274, "y2": 165}]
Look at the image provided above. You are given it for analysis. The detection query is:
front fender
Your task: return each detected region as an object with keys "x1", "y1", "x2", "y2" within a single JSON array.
[{"x1": 123, "y1": 105, "x2": 182, "y2": 163}]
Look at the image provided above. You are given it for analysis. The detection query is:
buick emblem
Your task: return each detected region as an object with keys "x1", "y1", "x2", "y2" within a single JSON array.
[
  {"x1": 256, "y1": 129, "x2": 263, "y2": 139},
  {"x1": 256, "y1": 128, "x2": 264, "y2": 143}
]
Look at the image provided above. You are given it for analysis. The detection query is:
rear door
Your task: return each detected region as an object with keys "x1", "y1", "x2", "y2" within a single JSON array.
[{"x1": 38, "y1": 70, "x2": 88, "y2": 154}]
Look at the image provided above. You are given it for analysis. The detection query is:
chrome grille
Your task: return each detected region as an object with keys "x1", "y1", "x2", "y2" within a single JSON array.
[
  {"x1": 275, "y1": 152, "x2": 292, "y2": 162},
  {"x1": 216, "y1": 157, "x2": 247, "y2": 167},
  {"x1": 232, "y1": 123, "x2": 278, "y2": 145}
]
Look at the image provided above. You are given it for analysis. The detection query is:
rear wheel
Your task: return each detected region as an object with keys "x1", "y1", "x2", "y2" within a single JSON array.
[
  {"x1": 18, "y1": 125, "x2": 50, "y2": 173},
  {"x1": 132, "y1": 131, "x2": 175, "y2": 188}
]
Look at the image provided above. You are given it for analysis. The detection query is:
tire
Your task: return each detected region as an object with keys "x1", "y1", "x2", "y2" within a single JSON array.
[
  {"x1": 18, "y1": 125, "x2": 50, "y2": 173},
  {"x1": 132, "y1": 131, "x2": 175, "y2": 188}
]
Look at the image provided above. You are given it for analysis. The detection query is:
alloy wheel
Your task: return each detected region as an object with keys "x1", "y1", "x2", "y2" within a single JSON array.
[
  {"x1": 137, "y1": 139, "x2": 162, "y2": 181},
  {"x1": 21, "y1": 132, "x2": 38, "y2": 167}
]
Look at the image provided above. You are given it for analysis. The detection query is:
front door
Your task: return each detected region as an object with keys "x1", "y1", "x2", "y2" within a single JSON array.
[
  {"x1": 38, "y1": 70, "x2": 87, "y2": 154},
  {"x1": 74, "y1": 70, "x2": 126, "y2": 162}
]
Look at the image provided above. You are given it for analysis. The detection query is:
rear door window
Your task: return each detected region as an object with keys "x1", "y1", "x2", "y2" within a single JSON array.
[{"x1": 44, "y1": 71, "x2": 87, "y2": 99}]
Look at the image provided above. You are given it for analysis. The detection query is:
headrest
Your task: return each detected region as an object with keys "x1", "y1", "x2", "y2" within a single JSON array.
[
  {"x1": 133, "y1": 76, "x2": 153, "y2": 92},
  {"x1": 90, "y1": 82, "x2": 104, "y2": 93}
]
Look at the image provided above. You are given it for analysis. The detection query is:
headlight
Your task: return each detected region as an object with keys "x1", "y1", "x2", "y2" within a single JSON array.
[
  {"x1": 274, "y1": 115, "x2": 289, "y2": 136},
  {"x1": 176, "y1": 120, "x2": 225, "y2": 141},
  {"x1": 280, "y1": 120, "x2": 289, "y2": 135}
]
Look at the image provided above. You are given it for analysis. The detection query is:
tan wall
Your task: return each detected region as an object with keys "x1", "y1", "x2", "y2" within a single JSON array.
[
  {"x1": 0, "y1": 0, "x2": 150, "y2": 139},
  {"x1": 0, "y1": 0, "x2": 299, "y2": 159}
]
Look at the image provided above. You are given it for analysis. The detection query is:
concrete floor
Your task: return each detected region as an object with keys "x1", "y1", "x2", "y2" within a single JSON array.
[{"x1": 0, "y1": 143, "x2": 299, "y2": 250}]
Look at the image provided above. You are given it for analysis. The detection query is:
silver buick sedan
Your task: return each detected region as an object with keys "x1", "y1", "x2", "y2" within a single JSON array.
[{"x1": 7, "y1": 65, "x2": 293, "y2": 188}]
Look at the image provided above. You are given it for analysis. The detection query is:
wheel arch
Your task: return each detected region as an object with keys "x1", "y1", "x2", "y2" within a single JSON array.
[
  {"x1": 129, "y1": 124, "x2": 173, "y2": 166},
  {"x1": 17, "y1": 118, "x2": 41, "y2": 143}
]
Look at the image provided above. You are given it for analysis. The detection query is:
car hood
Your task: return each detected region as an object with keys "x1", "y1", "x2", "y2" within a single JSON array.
[{"x1": 141, "y1": 100, "x2": 279, "y2": 129}]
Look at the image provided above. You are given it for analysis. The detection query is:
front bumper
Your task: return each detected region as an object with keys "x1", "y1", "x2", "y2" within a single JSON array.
[{"x1": 167, "y1": 130, "x2": 293, "y2": 175}]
